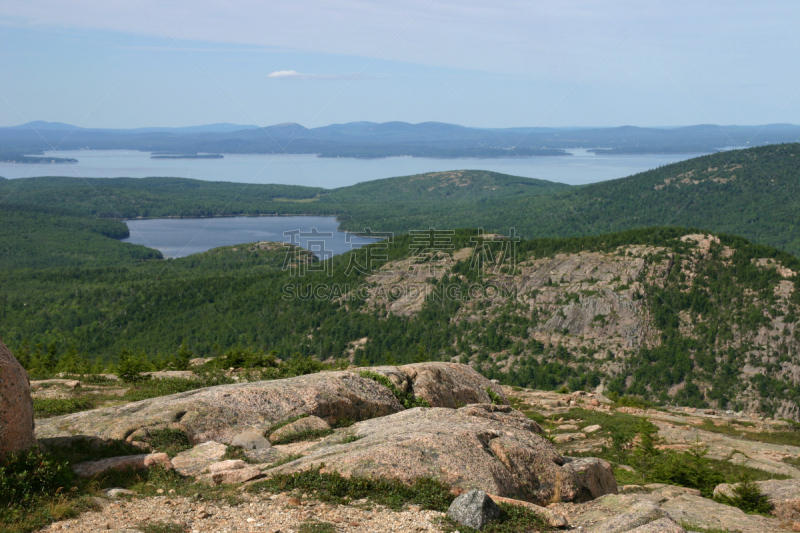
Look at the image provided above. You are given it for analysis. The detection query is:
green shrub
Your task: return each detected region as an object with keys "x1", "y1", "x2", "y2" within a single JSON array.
[
  {"x1": 616, "y1": 395, "x2": 654, "y2": 409},
  {"x1": 717, "y1": 478, "x2": 773, "y2": 515},
  {"x1": 201, "y1": 349, "x2": 324, "y2": 380},
  {"x1": 170, "y1": 342, "x2": 194, "y2": 371},
  {"x1": 0, "y1": 449, "x2": 73, "y2": 507},
  {"x1": 144, "y1": 429, "x2": 192, "y2": 457},
  {"x1": 485, "y1": 387, "x2": 505, "y2": 405},
  {"x1": 44, "y1": 437, "x2": 141, "y2": 465},
  {"x1": 359, "y1": 371, "x2": 430, "y2": 409},
  {"x1": 33, "y1": 397, "x2": 98, "y2": 418},
  {"x1": 116, "y1": 349, "x2": 150, "y2": 383}
]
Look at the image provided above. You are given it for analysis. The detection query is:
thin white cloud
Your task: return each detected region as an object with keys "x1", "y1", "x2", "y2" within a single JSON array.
[{"x1": 267, "y1": 70, "x2": 364, "y2": 80}]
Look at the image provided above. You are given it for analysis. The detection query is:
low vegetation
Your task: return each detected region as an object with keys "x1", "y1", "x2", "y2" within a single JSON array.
[
  {"x1": 715, "y1": 478, "x2": 774, "y2": 515},
  {"x1": 250, "y1": 467, "x2": 453, "y2": 511},
  {"x1": 548, "y1": 408, "x2": 787, "y2": 500},
  {"x1": 358, "y1": 370, "x2": 431, "y2": 409}
]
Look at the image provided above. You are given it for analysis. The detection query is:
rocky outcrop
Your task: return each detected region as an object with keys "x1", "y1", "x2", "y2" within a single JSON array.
[
  {"x1": 35, "y1": 363, "x2": 505, "y2": 445},
  {"x1": 369, "y1": 362, "x2": 508, "y2": 408},
  {"x1": 584, "y1": 500, "x2": 667, "y2": 533},
  {"x1": 36, "y1": 371, "x2": 404, "y2": 444},
  {"x1": 561, "y1": 457, "x2": 619, "y2": 502},
  {"x1": 203, "y1": 460, "x2": 262, "y2": 485},
  {"x1": 171, "y1": 441, "x2": 228, "y2": 477},
  {"x1": 72, "y1": 452, "x2": 172, "y2": 478},
  {"x1": 267, "y1": 404, "x2": 617, "y2": 505},
  {"x1": 661, "y1": 493, "x2": 784, "y2": 533},
  {"x1": 0, "y1": 340, "x2": 36, "y2": 458},
  {"x1": 487, "y1": 494, "x2": 569, "y2": 527}
]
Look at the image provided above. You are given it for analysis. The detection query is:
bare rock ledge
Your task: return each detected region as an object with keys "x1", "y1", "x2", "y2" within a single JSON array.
[
  {"x1": 266, "y1": 404, "x2": 617, "y2": 505},
  {"x1": 35, "y1": 363, "x2": 502, "y2": 445}
]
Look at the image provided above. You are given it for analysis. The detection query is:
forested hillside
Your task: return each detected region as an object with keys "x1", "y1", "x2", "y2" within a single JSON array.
[
  {"x1": 333, "y1": 144, "x2": 800, "y2": 255},
  {"x1": 4, "y1": 227, "x2": 800, "y2": 418},
  {"x1": 3, "y1": 145, "x2": 800, "y2": 256},
  {"x1": 0, "y1": 204, "x2": 161, "y2": 269}
]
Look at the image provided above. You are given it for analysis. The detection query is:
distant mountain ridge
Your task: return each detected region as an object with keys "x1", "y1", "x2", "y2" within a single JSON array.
[
  {"x1": 2, "y1": 120, "x2": 799, "y2": 158},
  {"x1": 10, "y1": 121, "x2": 260, "y2": 134}
]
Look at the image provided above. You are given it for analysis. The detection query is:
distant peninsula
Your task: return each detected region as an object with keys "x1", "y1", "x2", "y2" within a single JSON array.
[
  {"x1": 150, "y1": 153, "x2": 224, "y2": 160},
  {"x1": 0, "y1": 155, "x2": 78, "y2": 164}
]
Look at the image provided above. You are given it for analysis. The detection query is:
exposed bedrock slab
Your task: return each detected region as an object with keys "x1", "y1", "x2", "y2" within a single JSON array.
[
  {"x1": 267, "y1": 404, "x2": 617, "y2": 505},
  {"x1": 36, "y1": 371, "x2": 403, "y2": 444},
  {"x1": 368, "y1": 362, "x2": 508, "y2": 408},
  {"x1": 36, "y1": 363, "x2": 504, "y2": 445}
]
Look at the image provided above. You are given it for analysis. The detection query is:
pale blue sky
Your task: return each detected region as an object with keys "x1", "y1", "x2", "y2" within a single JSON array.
[{"x1": 0, "y1": 0, "x2": 798, "y2": 129}]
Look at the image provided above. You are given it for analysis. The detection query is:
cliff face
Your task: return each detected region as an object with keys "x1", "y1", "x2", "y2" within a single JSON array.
[{"x1": 354, "y1": 233, "x2": 800, "y2": 417}]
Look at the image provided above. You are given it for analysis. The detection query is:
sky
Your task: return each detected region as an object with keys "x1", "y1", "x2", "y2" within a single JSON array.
[{"x1": 0, "y1": 0, "x2": 799, "y2": 129}]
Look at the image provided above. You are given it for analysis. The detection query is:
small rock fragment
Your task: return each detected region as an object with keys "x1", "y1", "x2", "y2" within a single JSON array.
[
  {"x1": 209, "y1": 466, "x2": 261, "y2": 485},
  {"x1": 103, "y1": 488, "x2": 136, "y2": 498},
  {"x1": 447, "y1": 489, "x2": 501, "y2": 530}
]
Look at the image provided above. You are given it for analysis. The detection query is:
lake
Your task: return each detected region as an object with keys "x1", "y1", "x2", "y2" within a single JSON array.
[
  {"x1": 122, "y1": 216, "x2": 379, "y2": 259},
  {"x1": 0, "y1": 149, "x2": 705, "y2": 188}
]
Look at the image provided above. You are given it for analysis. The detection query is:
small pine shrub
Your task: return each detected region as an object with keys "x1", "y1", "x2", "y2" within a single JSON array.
[
  {"x1": 116, "y1": 349, "x2": 150, "y2": 383},
  {"x1": 485, "y1": 387, "x2": 505, "y2": 405},
  {"x1": 170, "y1": 342, "x2": 194, "y2": 371},
  {"x1": 718, "y1": 478, "x2": 773, "y2": 515}
]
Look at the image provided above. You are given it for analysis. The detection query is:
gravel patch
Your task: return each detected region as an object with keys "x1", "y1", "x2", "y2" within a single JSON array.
[{"x1": 40, "y1": 492, "x2": 446, "y2": 533}]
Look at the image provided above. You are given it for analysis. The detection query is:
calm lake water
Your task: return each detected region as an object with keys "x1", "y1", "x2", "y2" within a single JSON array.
[
  {"x1": 0, "y1": 149, "x2": 705, "y2": 188},
  {"x1": 122, "y1": 216, "x2": 379, "y2": 259}
]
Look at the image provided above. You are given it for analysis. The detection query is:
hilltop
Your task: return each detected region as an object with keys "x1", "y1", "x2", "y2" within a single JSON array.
[{"x1": 332, "y1": 144, "x2": 800, "y2": 255}]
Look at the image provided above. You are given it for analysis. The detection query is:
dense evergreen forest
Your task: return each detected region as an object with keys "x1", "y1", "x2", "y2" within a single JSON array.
[{"x1": 3, "y1": 225, "x2": 800, "y2": 415}]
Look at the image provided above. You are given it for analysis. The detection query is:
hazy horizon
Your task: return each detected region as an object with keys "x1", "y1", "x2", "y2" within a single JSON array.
[
  {"x1": 2, "y1": 1, "x2": 799, "y2": 129},
  {"x1": 5, "y1": 119, "x2": 799, "y2": 131}
]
